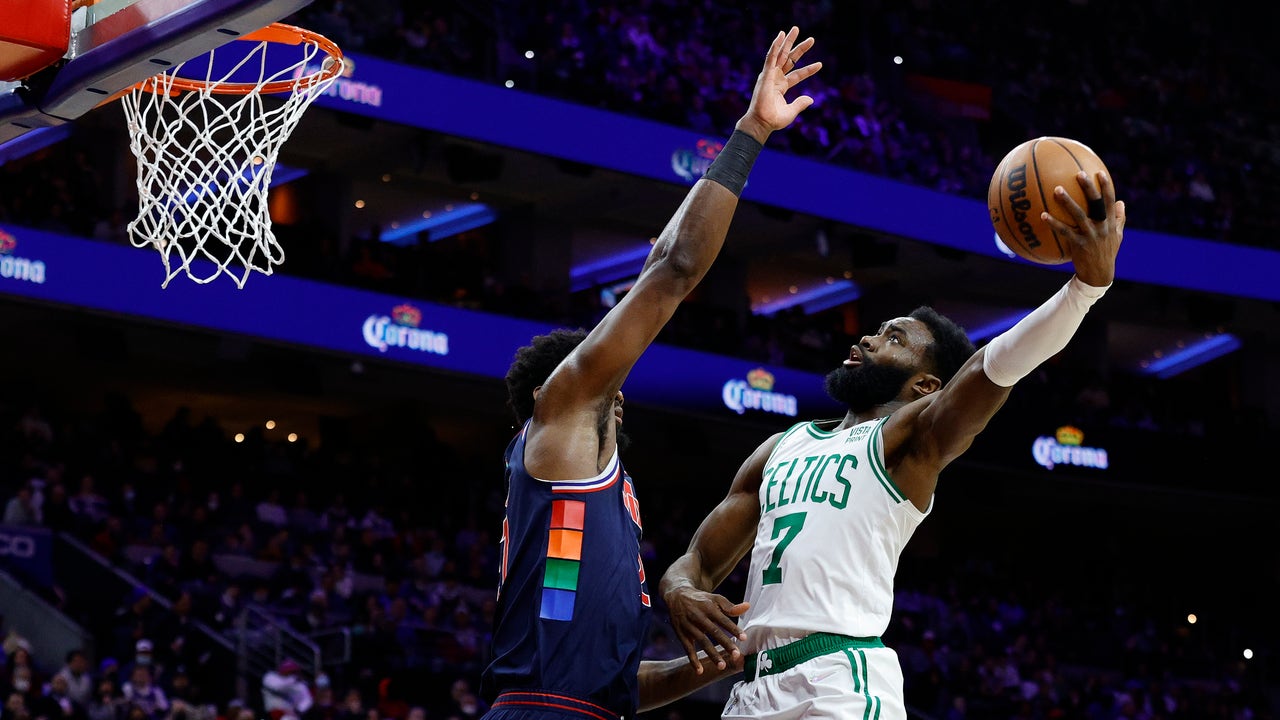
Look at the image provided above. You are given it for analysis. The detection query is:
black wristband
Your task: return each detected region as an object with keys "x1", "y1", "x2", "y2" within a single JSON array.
[{"x1": 703, "y1": 130, "x2": 764, "y2": 197}]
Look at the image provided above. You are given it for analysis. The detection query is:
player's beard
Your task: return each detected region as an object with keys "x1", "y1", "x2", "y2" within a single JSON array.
[{"x1": 824, "y1": 359, "x2": 914, "y2": 414}]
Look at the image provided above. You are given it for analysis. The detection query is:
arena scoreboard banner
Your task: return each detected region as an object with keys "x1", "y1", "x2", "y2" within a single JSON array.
[{"x1": 0, "y1": 224, "x2": 843, "y2": 422}]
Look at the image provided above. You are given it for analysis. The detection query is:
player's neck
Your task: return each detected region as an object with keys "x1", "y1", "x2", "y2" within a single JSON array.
[{"x1": 836, "y1": 402, "x2": 902, "y2": 431}]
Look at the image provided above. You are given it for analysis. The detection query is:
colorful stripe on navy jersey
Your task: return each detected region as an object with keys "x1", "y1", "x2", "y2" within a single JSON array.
[
  {"x1": 540, "y1": 498, "x2": 586, "y2": 620},
  {"x1": 550, "y1": 453, "x2": 622, "y2": 493},
  {"x1": 491, "y1": 690, "x2": 621, "y2": 720}
]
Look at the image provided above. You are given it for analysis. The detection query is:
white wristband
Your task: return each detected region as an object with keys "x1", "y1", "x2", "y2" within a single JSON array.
[{"x1": 982, "y1": 276, "x2": 1109, "y2": 387}]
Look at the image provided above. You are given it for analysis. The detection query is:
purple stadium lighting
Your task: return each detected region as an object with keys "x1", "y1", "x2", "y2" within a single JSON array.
[
  {"x1": 569, "y1": 245, "x2": 652, "y2": 292},
  {"x1": 1139, "y1": 333, "x2": 1241, "y2": 379},
  {"x1": 752, "y1": 279, "x2": 861, "y2": 316}
]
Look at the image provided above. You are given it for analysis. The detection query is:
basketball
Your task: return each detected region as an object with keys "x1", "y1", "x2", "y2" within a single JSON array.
[{"x1": 987, "y1": 136, "x2": 1110, "y2": 265}]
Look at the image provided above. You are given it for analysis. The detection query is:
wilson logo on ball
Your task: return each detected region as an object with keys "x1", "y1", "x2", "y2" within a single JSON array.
[{"x1": 1003, "y1": 163, "x2": 1042, "y2": 251}]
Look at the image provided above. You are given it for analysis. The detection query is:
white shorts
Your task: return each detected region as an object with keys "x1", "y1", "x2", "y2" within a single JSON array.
[{"x1": 721, "y1": 645, "x2": 906, "y2": 720}]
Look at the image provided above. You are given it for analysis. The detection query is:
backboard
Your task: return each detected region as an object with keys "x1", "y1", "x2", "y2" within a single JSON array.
[{"x1": 0, "y1": 0, "x2": 314, "y2": 145}]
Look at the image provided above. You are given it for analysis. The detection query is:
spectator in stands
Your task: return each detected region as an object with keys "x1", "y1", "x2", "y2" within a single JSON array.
[
  {"x1": 4, "y1": 688, "x2": 32, "y2": 720},
  {"x1": 3, "y1": 483, "x2": 40, "y2": 527},
  {"x1": 53, "y1": 651, "x2": 93, "y2": 710},
  {"x1": 112, "y1": 591, "x2": 152, "y2": 666},
  {"x1": 316, "y1": 495, "x2": 354, "y2": 533},
  {"x1": 82, "y1": 677, "x2": 120, "y2": 720},
  {"x1": 335, "y1": 687, "x2": 364, "y2": 720},
  {"x1": 256, "y1": 490, "x2": 288, "y2": 529},
  {"x1": 205, "y1": 580, "x2": 244, "y2": 633},
  {"x1": 260, "y1": 660, "x2": 312, "y2": 720},
  {"x1": 418, "y1": 535, "x2": 449, "y2": 581},
  {"x1": 5, "y1": 664, "x2": 38, "y2": 712},
  {"x1": 41, "y1": 482, "x2": 76, "y2": 534},
  {"x1": 4, "y1": 642, "x2": 40, "y2": 701},
  {"x1": 372, "y1": 680, "x2": 407, "y2": 720},
  {"x1": 68, "y1": 476, "x2": 111, "y2": 532},
  {"x1": 145, "y1": 544, "x2": 185, "y2": 600},
  {"x1": 164, "y1": 667, "x2": 215, "y2": 720},
  {"x1": 286, "y1": 492, "x2": 320, "y2": 538},
  {"x1": 178, "y1": 538, "x2": 219, "y2": 589},
  {"x1": 120, "y1": 665, "x2": 167, "y2": 720},
  {"x1": 299, "y1": 674, "x2": 335, "y2": 720},
  {"x1": 94, "y1": 661, "x2": 119, "y2": 690},
  {"x1": 118, "y1": 641, "x2": 159, "y2": 693},
  {"x1": 30, "y1": 672, "x2": 87, "y2": 720}
]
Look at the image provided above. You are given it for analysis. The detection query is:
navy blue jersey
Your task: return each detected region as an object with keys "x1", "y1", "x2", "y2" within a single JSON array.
[{"x1": 481, "y1": 422, "x2": 652, "y2": 718}]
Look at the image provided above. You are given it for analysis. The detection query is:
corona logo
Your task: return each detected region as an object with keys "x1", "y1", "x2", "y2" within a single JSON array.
[
  {"x1": 297, "y1": 55, "x2": 383, "y2": 107},
  {"x1": 362, "y1": 305, "x2": 448, "y2": 355},
  {"x1": 723, "y1": 368, "x2": 797, "y2": 417},
  {"x1": 747, "y1": 367, "x2": 775, "y2": 391},
  {"x1": 0, "y1": 229, "x2": 46, "y2": 285},
  {"x1": 1055, "y1": 425, "x2": 1084, "y2": 445},
  {"x1": 1032, "y1": 426, "x2": 1107, "y2": 471},
  {"x1": 392, "y1": 303, "x2": 422, "y2": 327}
]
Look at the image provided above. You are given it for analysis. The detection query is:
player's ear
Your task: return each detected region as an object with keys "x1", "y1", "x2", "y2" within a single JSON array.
[{"x1": 912, "y1": 373, "x2": 942, "y2": 398}]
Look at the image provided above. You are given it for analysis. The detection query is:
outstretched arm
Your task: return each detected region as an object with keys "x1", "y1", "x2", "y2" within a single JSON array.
[
  {"x1": 637, "y1": 649, "x2": 745, "y2": 713},
  {"x1": 885, "y1": 171, "x2": 1126, "y2": 505},
  {"x1": 659, "y1": 432, "x2": 781, "y2": 673},
  {"x1": 527, "y1": 28, "x2": 821, "y2": 479}
]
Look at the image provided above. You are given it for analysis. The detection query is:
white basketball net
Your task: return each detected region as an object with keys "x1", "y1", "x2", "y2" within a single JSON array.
[{"x1": 121, "y1": 35, "x2": 343, "y2": 288}]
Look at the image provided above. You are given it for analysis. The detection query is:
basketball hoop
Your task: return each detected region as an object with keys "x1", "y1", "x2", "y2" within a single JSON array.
[{"x1": 120, "y1": 23, "x2": 344, "y2": 288}]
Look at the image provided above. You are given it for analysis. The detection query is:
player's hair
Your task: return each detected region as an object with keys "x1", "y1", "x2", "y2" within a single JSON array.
[
  {"x1": 909, "y1": 306, "x2": 976, "y2": 387},
  {"x1": 505, "y1": 328, "x2": 589, "y2": 425}
]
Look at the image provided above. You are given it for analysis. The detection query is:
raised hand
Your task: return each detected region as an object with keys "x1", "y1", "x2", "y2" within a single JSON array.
[
  {"x1": 665, "y1": 585, "x2": 750, "y2": 674},
  {"x1": 1043, "y1": 170, "x2": 1125, "y2": 288},
  {"x1": 736, "y1": 27, "x2": 822, "y2": 142}
]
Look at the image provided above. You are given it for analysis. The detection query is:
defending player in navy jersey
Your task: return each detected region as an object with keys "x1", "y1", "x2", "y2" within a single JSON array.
[
  {"x1": 660, "y1": 169, "x2": 1125, "y2": 717},
  {"x1": 480, "y1": 27, "x2": 822, "y2": 720}
]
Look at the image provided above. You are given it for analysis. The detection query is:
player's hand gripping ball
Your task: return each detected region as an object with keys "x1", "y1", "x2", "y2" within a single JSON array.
[{"x1": 988, "y1": 136, "x2": 1110, "y2": 265}]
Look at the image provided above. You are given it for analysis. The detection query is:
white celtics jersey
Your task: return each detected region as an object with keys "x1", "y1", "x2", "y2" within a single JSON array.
[{"x1": 739, "y1": 417, "x2": 931, "y2": 648}]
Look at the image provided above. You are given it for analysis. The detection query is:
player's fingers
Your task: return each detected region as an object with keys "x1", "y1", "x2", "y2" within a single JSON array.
[
  {"x1": 1095, "y1": 171, "x2": 1117, "y2": 223},
  {"x1": 716, "y1": 599, "x2": 750, "y2": 641},
  {"x1": 764, "y1": 30, "x2": 785, "y2": 69},
  {"x1": 675, "y1": 634, "x2": 704, "y2": 674},
  {"x1": 1076, "y1": 171, "x2": 1105, "y2": 222},
  {"x1": 786, "y1": 61, "x2": 822, "y2": 86},
  {"x1": 1115, "y1": 200, "x2": 1127, "y2": 232},
  {"x1": 790, "y1": 36, "x2": 816, "y2": 61},
  {"x1": 1039, "y1": 207, "x2": 1077, "y2": 237},
  {"x1": 1098, "y1": 170, "x2": 1115, "y2": 206},
  {"x1": 786, "y1": 96, "x2": 815, "y2": 117},
  {"x1": 785, "y1": 37, "x2": 814, "y2": 70},
  {"x1": 1052, "y1": 182, "x2": 1088, "y2": 225},
  {"x1": 694, "y1": 609, "x2": 741, "y2": 652},
  {"x1": 694, "y1": 630, "x2": 728, "y2": 670},
  {"x1": 781, "y1": 26, "x2": 800, "y2": 60}
]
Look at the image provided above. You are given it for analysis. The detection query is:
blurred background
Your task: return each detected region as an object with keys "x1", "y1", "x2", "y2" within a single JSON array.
[{"x1": 0, "y1": 1, "x2": 1277, "y2": 719}]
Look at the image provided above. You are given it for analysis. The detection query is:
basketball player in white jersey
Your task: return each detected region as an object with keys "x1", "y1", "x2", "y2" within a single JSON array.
[{"x1": 659, "y1": 173, "x2": 1125, "y2": 719}]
